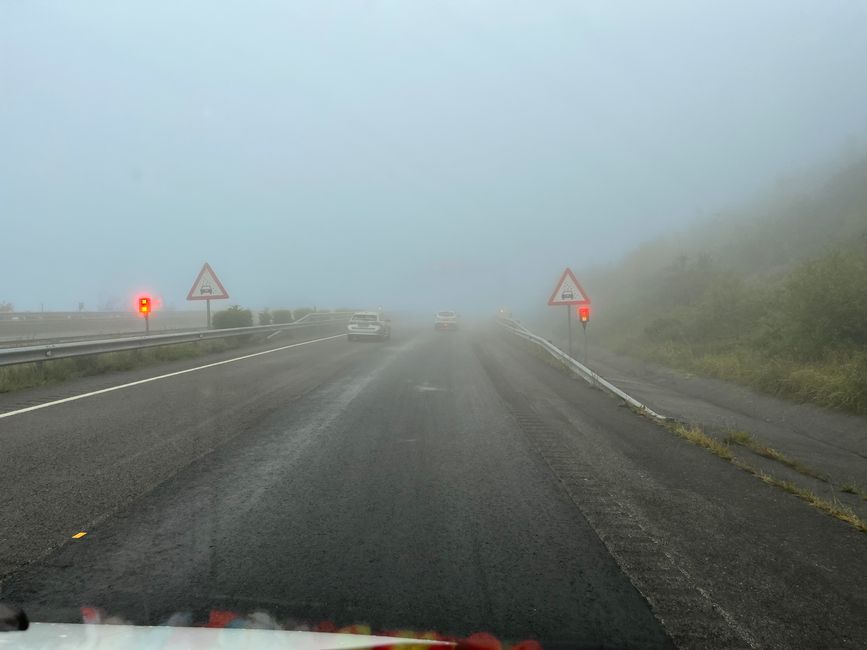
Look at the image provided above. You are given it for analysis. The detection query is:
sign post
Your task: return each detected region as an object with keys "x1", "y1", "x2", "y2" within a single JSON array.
[
  {"x1": 547, "y1": 268, "x2": 591, "y2": 361},
  {"x1": 186, "y1": 263, "x2": 230, "y2": 327},
  {"x1": 578, "y1": 305, "x2": 591, "y2": 366}
]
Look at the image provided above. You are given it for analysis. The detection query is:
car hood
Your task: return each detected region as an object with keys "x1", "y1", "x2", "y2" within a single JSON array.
[{"x1": 0, "y1": 622, "x2": 452, "y2": 649}]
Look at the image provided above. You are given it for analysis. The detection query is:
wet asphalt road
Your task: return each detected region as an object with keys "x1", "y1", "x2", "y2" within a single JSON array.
[{"x1": 0, "y1": 325, "x2": 672, "y2": 648}]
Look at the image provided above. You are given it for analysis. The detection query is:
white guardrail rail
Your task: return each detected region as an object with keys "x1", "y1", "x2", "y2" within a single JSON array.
[
  {"x1": 497, "y1": 317, "x2": 668, "y2": 421},
  {"x1": 0, "y1": 312, "x2": 353, "y2": 368}
]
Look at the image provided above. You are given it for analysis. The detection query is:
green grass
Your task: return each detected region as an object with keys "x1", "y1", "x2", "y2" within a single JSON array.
[
  {"x1": 723, "y1": 430, "x2": 828, "y2": 482},
  {"x1": 0, "y1": 338, "x2": 246, "y2": 394},
  {"x1": 627, "y1": 343, "x2": 867, "y2": 416},
  {"x1": 668, "y1": 422, "x2": 734, "y2": 460},
  {"x1": 840, "y1": 482, "x2": 867, "y2": 501},
  {"x1": 750, "y1": 468, "x2": 867, "y2": 534}
]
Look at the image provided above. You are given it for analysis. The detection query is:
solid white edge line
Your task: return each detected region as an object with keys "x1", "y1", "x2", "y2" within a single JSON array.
[{"x1": 0, "y1": 334, "x2": 345, "y2": 420}]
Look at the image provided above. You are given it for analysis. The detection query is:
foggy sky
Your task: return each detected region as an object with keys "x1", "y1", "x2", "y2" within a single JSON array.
[{"x1": 3, "y1": 1, "x2": 867, "y2": 314}]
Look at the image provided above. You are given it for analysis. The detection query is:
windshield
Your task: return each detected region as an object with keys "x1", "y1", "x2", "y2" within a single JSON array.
[{"x1": 2, "y1": 3, "x2": 866, "y2": 649}]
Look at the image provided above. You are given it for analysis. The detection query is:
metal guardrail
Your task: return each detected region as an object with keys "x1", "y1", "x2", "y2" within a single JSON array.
[
  {"x1": 0, "y1": 312, "x2": 353, "y2": 367},
  {"x1": 497, "y1": 317, "x2": 668, "y2": 421}
]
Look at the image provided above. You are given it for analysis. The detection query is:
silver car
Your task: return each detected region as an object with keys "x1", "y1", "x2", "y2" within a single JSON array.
[
  {"x1": 434, "y1": 310, "x2": 459, "y2": 331},
  {"x1": 347, "y1": 311, "x2": 391, "y2": 341}
]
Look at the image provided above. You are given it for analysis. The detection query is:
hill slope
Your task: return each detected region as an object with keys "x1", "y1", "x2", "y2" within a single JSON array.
[{"x1": 577, "y1": 153, "x2": 867, "y2": 413}]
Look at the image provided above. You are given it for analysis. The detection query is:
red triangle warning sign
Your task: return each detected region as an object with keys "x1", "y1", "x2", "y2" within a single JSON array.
[
  {"x1": 187, "y1": 263, "x2": 230, "y2": 301},
  {"x1": 547, "y1": 268, "x2": 590, "y2": 306}
]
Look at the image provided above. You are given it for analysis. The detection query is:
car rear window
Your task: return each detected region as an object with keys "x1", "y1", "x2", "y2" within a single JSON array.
[{"x1": 352, "y1": 314, "x2": 378, "y2": 321}]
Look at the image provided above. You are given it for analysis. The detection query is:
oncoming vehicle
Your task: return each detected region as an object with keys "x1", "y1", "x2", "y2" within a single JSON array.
[
  {"x1": 347, "y1": 311, "x2": 391, "y2": 341},
  {"x1": 434, "y1": 310, "x2": 459, "y2": 331}
]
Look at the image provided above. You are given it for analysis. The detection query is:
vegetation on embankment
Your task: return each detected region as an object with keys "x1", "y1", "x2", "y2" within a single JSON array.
[
  {"x1": 582, "y1": 153, "x2": 867, "y2": 414},
  {"x1": 0, "y1": 338, "x2": 249, "y2": 394}
]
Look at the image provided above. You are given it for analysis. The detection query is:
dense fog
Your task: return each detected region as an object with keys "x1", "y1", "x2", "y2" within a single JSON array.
[{"x1": 3, "y1": 1, "x2": 867, "y2": 315}]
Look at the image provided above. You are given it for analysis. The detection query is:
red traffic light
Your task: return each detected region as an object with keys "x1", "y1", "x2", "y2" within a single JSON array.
[
  {"x1": 138, "y1": 297, "x2": 151, "y2": 315},
  {"x1": 577, "y1": 305, "x2": 590, "y2": 323}
]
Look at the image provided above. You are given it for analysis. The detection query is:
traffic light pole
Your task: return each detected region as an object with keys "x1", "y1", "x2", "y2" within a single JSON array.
[{"x1": 144, "y1": 313, "x2": 150, "y2": 334}]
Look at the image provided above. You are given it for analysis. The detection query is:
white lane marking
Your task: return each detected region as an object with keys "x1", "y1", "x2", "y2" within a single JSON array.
[
  {"x1": 413, "y1": 382, "x2": 445, "y2": 392},
  {"x1": 0, "y1": 334, "x2": 345, "y2": 420}
]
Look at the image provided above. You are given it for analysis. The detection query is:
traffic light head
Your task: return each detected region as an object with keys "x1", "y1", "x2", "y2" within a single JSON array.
[
  {"x1": 138, "y1": 296, "x2": 151, "y2": 315},
  {"x1": 577, "y1": 305, "x2": 590, "y2": 324}
]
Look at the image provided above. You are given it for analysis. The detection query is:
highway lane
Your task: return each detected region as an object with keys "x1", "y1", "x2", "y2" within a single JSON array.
[
  {"x1": 0, "y1": 323, "x2": 673, "y2": 648},
  {"x1": 0, "y1": 329, "x2": 379, "y2": 578},
  {"x1": 2, "y1": 322, "x2": 865, "y2": 647}
]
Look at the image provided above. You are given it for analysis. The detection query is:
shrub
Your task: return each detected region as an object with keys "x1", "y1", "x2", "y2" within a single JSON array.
[
  {"x1": 644, "y1": 317, "x2": 686, "y2": 344},
  {"x1": 259, "y1": 309, "x2": 273, "y2": 326},
  {"x1": 212, "y1": 305, "x2": 253, "y2": 329},
  {"x1": 272, "y1": 309, "x2": 294, "y2": 324},
  {"x1": 776, "y1": 251, "x2": 867, "y2": 360}
]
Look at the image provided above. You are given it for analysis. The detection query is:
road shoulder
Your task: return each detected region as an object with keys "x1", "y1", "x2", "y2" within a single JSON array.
[{"x1": 480, "y1": 329, "x2": 867, "y2": 649}]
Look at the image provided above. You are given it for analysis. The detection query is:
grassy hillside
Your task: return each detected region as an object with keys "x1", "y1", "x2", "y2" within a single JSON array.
[{"x1": 582, "y1": 153, "x2": 867, "y2": 414}]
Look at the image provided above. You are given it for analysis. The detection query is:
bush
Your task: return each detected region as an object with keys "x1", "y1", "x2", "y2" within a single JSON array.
[
  {"x1": 577, "y1": 153, "x2": 867, "y2": 414},
  {"x1": 212, "y1": 305, "x2": 253, "y2": 329},
  {"x1": 259, "y1": 309, "x2": 273, "y2": 326},
  {"x1": 272, "y1": 309, "x2": 294, "y2": 324},
  {"x1": 602, "y1": 246, "x2": 867, "y2": 414},
  {"x1": 644, "y1": 317, "x2": 687, "y2": 344},
  {"x1": 776, "y1": 251, "x2": 867, "y2": 360},
  {"x1": 293, "y1": 307, "x2": 314, "y2": 320}
]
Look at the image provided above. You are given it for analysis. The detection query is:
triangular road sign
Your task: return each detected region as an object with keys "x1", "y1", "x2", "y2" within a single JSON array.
[
  {"x1": 187, "y1": 263, "x2": 229, "y2": 301},
  {"x1": 548, "y1": 268, "x2": 590, "y2": 306}
]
